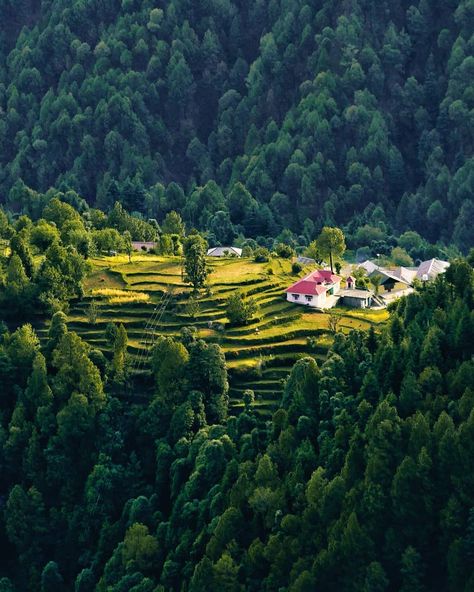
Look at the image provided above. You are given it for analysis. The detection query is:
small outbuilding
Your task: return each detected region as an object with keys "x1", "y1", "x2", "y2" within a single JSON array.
[
  {"x1": 297, "y1": 256, "x2": 317, "y2": 265},
  {"x1": 207, "y1": 247, "x2": 243, "y2": 257},
  {"x1": 340, "y1": 288, "x2": 373, "y2": 309},
  {"x1": 132, "y1": 241, "x2": 158, "y2": 252}
]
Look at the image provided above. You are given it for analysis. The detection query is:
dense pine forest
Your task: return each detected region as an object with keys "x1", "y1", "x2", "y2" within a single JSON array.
[
  {"x1": 0, "y1": 228, "x2": 473, "y2": 590},
  {"x1": 0, "y1": 0, "x2": 473, "y2": 251}
]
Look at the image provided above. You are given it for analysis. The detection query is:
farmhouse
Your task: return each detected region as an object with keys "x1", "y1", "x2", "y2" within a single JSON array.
[
  {"x1": 358, "y1": 258, "x2": 449, "y2": 291},
  {"x1": 131, "y1": 241, "x2": 157, "y2": 252},
  {"x1": 416, "y1": 258, "x2": 450, "y2": 281},
  {"x1": 286, "y1": 269, "x2": 341, "y2": 309},
  {"x1": 207, "y1": 246, "x2": 242, "y2": 257},
  {"x1": 373, "y1": 268, "x2": 412, "y2": 292}
]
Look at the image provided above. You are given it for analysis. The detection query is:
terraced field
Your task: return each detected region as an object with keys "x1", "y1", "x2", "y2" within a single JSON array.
[{"x1": 56, "y1": 254, "x2": 389, "y2": 415}]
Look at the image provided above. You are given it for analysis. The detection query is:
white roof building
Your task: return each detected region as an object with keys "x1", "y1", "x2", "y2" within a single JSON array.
[
  {"x1": 357, "y1": 258, "x2": 449, "y2": 285},
  {"x1": 416, "y1": 258, "x2": 450, "y2": 281},
  {"x1": 359, "y1": 260, "x2": 379, "y2": 274},
  {"x1": 297, "y1": 256, "x2": 317, "y2": 265},
  {"x1": 207, "y1": 246, "x2": 243, "y2": 257}
]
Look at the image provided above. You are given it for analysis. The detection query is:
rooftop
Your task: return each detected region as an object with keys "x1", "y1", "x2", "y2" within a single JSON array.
[
  {"x1": 207, "y1": 246, "x2": 243, "y2": 256},
  {"x1": 416, "y1": 258, "x2": 450, "y2": 280},
  {"x1": 340, "y1": 288, "x2": 374, "y2": 299},
  {"x1": 286, "y1": 269, "x2": 342, "y2": 295}
]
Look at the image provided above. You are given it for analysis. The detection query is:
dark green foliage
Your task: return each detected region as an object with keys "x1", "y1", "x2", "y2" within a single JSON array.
[
  {"x1": 254, "y1": 247, "x2": 270, "y2": 263},
  {"x1": 41, "y1": 561, "x2": 65, "y2": 592},
  {"x1": 0, "y1": 2, "x2": 473, "y2": 583},
  {"x1": 183, "y1": 234, "x2": 208, "y2": 291},
  {"x1": 225, "y1": 292, "x2": 258, "y2": 325},
  {"x1": 1, "y1": 263, "x2": 474, "y2": 590},
  {"x1": 292, "y1": 261, "x2": 303, "y2": 274},
  {"x1": 1, "y1": 1, "x2": 470, "y2": 250},
  {"x1": 10, "y1": 233, "x2": 34, "y2": 277},
  {"x1": 275, "y1": 242, "x2": 294, "y2": 259}
]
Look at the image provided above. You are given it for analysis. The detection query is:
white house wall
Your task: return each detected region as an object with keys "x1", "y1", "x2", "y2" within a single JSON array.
[{"x1": 286, "y1": 292, "x2": 327, "y2": 308}]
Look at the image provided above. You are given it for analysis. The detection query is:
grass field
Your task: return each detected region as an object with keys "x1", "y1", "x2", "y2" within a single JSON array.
[{"x1": 59, "y1": 254, "x2": 388, "y2": 415}]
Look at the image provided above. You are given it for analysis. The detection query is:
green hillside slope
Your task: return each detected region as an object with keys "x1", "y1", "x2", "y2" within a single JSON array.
[{"x1": 52, "y1": 253, "x2": 387, "y2": 416}]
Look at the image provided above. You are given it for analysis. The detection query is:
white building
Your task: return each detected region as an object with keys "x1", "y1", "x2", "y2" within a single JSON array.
[
  {"x1": 207, "y1": 247, "x2": 243, "y2": 257},
  {"x1": 416, "y1": 258, "x2": 450, "y2": 281},
  {"x1": 286, "y1": 269, "x2": 341, "y2": 309}
]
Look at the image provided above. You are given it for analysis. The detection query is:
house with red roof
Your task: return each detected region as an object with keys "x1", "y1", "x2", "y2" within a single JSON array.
[{"x1": 286, "y1": 269, "x2": 342, "y2": 309}]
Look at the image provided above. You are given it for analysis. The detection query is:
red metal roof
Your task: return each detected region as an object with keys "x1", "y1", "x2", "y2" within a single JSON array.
[
  {"x1": 309, "y1": 269, "x2": 341, "y2": 283},
  {"x1": 286, "y1": 269, "x2": 341, "y2": 295},
  {"x1": 286, "y1": 280, "x2": 327, "y2": 295}
]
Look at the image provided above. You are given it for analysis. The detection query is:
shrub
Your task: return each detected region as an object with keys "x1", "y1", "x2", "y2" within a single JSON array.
[
  {"x1": 356, "y1": 246, "x2": 372, "y2": 262},
  {"x1": 243, "y1": 389, "x2": 255, "y2": 410},
  {"x1": 275, "y1": 242, "x2": 294, "y2": 258},
  {"x1": 292, "y1": 262, "x2": 302, "y2": 274},
  {"x1": 86, "y1": 300, "x2": 99, "y2": 324},
  {"x1": 185, "y1": 296, "x2": 200, "y2": 319},
  {"x1": 254, "y1": 247, "x2": 270, "y2": 263},
  {"x1": 391, "y1": 246, "x2": 413, "y2": 266}
]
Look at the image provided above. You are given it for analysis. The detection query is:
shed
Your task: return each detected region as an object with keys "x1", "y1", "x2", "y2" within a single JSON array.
[
  {"x1": 132, "y1": 241, "x2": 158, "y2": 252},
  {"x1": 340, "y1": 288, "x2": 373, "y2": 309},
  {"x1": 297, "y1": 256, "x2": 317, "y2": 265}
]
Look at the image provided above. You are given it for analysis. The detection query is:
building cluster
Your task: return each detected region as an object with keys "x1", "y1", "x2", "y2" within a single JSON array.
[{"x1": 286, "y1": 258, "x2": 450, "y2": 310}]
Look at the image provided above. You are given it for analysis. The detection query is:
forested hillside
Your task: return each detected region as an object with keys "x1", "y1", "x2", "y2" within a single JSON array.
[
  {"x1": 0, "y1": 256, "x2": 473, "y2": 591},
  {"x1": 0, "y1": 0, "x2": 473, "y2": 250}
]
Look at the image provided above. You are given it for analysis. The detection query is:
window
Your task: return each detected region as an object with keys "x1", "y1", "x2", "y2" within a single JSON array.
[
  {"x1": 292, "y1": 293, "x2": 300, "y2": 300},
  {"x1": 305, "y1": 295, "x2": 313, "y2": 302}
]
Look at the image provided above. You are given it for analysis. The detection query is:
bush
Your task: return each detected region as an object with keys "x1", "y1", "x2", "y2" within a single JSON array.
[
  {"x1": 292, "y1": 262, "x2": 303, "y2": 274},
  {"x1": 275, "y1": 242, "x2": 294, "y2": 258},
  {"x1": 356, "y1": 246, "x2": 372, "y2": 262},
  {"x1": 391, "y1": 246, "x2": 413, "y2": 266},
  {"x1": 254, "y1": 247, "x2": 270, "y2": 263},
  {"x1": 229, "y1": 364, "x2": 263, "y2": 381},
  {"x1": 242, "y1": 389, "x2": 255, "y2": 410}
]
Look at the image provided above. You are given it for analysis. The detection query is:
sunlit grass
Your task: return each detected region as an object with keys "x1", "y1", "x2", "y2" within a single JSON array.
[
  {"x1": 64, "y1": 253, "x2": 391, "y2": 414},
  {"x1": 91, "y1": 288, "x2": 150, "y2": 304}
]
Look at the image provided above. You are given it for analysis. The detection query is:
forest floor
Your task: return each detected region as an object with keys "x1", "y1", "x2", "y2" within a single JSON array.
[{"x1": 50, "y1": 254, "x2": 389, "y2": 415}]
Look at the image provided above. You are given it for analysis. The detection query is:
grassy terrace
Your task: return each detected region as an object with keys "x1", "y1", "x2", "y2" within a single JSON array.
[{"x1": 59, "y1": 254, "x2": 389, "y2": 415}]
